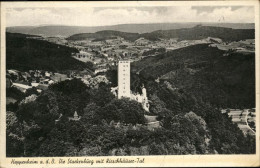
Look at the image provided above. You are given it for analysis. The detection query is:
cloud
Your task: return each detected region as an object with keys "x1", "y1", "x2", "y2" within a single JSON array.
[
  {"x1": 197, "y1": 6, "x2": 254, "y2": 22},
  {"x1": 6, "y1": 6, "x2": 255, "y2": 27}
]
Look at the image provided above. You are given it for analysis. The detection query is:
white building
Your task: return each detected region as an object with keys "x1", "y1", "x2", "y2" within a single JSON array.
[
  {"x1": 12, "y1": 83, "x2": 32, "y2": 93},
  {"x1": 94, "y1": 68, "x2": 108, "y2": 74}
]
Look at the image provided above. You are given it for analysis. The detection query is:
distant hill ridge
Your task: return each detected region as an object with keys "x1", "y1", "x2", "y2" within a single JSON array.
[
  {"x1": 67, "y1": 30, "x2": 140, "y2": 41},
  {"x1": 6, "y1": 22, "x2": 254, "y2": 37},
  {"x1": 67, "y1": 25, "x2": 255, "y2": 42}
]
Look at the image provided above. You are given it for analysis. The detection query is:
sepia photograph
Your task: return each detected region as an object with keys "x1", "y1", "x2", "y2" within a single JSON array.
[{"x1": 0, "y1": 1, "x2": 259, "y2": 167}]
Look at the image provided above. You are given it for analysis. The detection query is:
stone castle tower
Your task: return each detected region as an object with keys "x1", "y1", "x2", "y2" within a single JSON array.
[
  {"x1": 118, "y1": 60, "x2": 131, "y2": 99},
  {"x1": 114, "y1": 60, "x2": 149, "y2": 112}
]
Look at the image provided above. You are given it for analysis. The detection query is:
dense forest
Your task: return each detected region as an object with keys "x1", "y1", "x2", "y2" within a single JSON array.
[
  {"x1": 67, "y1": 26, "x2": 254, "y2": 42},
  {"x1": 7, "y1": 76, "x2": 255, "y2": 156},
  {"x1": 132, "y1": 44, "x2": 255, "y2": 109},
  {"x1": 142, "y1": 48, "x2": 166, "y2": 56},
  {"x1": 6, "y1": 33, "x2": 92, "y2": 71}
]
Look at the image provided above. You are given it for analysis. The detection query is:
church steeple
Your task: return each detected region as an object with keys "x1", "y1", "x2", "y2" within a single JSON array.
[
  {"x1": 68, "y1": 111, "x2": 81, "y2": 121},
  {"x1": 74, "y1": 111, "x2": 79, "y2": 119}
]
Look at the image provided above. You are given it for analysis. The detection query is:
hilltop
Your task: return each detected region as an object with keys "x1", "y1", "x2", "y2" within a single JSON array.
[
  {"x1": 6, "y1": 22, "x2": 254, "y2": 37},
  {"x1": 6, "y1": 33, "x2": 92, "y2": 71},
  {"x1": 132, "y1": 44, "x2": 255, "y2": 109},
  {"x1": 142, "y1": 25, "x2": 254, "y2": 41},
  {"x1": 67, "y1": 30, "x2": 140, "y2": 41}
]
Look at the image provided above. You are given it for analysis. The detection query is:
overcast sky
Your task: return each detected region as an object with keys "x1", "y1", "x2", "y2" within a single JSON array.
[{"x1": 6, "y1": 6, "x2": 254, "y2": 27}]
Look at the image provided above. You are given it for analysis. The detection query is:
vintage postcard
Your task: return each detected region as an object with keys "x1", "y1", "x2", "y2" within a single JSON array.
[{"x1": 0, "y1": 1, "x2": 259, "y2": 167}]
